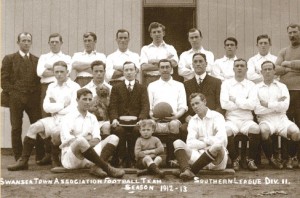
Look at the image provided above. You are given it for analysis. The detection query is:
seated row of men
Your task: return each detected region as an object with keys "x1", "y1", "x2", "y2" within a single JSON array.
[{"x1": 7, "y1": 56, "x2": 300, "y2": 179}]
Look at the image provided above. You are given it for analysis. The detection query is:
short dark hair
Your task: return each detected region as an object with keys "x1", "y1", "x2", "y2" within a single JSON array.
[
  {"x1": 261, "y1": 61, "x2": 275, "y2": 70},
  {"x1": 224, "y1": 37, "x2": 238, "y2": 46},
  {"x1": 256, "y1": 34, "x2": 271, "y2": 45},
  {"x1": 148, "y1": 22, "x2": 165, "y2": 33},
  {"x1": 123, "y1": 61, "x2": 137, "y2": 70},
  {"x1": 116, "y1": 29, "x2": 130, "y2": 38},
  {"x1": 189, "y1": 93, "x2": 206, "y2": 103},
  {"x1": 48, "y1": 33, "x2": 63, "y2": 42},
  {"x1": 77, "y1": 88, "x2": 92, "y2": 99},
  {"x1": 17, "y1": 32, "x2": 32, "y2": 42},
  {"x1": 234, "y1": 58, "x2": 247, "y2": 67},
  {"x1": 83, "y1": 32, "x2": 97, "y2": 41},
  {"x1": 91, "y1": 60, "x2": 106, "y2": 70},
  {"x1": 53, "y1": 61, "x2": 68, "y2": 69},
  {"x1": 287, "y1": 23, "x2": 300, "y2": 31},
  {"x1": 193, "y1": 53, "x2": 207, "y2": 62},
  {"x1": 158, "y1": 59, "x2": 172, "y2": 67},
  {"x1": 188, "y1": 28, "x2": 203, "y2": 38},
  {"x1": 138, "y1": 119, "x2": 156, "y2": 131}
]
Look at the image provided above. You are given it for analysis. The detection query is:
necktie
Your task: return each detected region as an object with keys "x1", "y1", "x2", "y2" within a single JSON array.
[
  {"x1": 128, "y1": 82, "x2": 132, "y2": 92},
  {"x1": 198, "y1": 78, "x2": 202, "y2": 86}
]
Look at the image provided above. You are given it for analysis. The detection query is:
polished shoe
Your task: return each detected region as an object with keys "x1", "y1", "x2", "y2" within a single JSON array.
[
  {"x1": 179, "y1": 169, "x2": 195, "y2": 181},
  {"x1": 106, "y1": 165, "x2": 125, "y2": 178},
  {"x1": 232, "y1": 159, "x2": 240, "y2": 171},
  {"x1": 7, "y1": 158, "x2": 29, "y2": 171},
  {"x1": 284, "y1": 157, "x2": 293, "y2": 169},
  {"x1": 36, "y1": 153, "x2": 52, "y2": 166},
  {"x1": 269, "y1": 157, "x2": 283, "y2": 169},
  {"x1": 90, "y1": 165, "x2": 107, "y2": 178},
  {"x1": 137, "y1": 169, "x2": 149, "y2": 177},
  {"x1": 247, "y1": 159, "x2": 258, "y2": 171}
]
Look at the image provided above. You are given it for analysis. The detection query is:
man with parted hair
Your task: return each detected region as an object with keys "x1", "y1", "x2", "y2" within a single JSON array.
[
  {"x1": 140, "y1": 22, "x2": 179, "y2": 86},
  {"x1": 275, "y1": 23, "x2": 300, "y2": 168},
  {"x1": 35, "y1": 33, "x2": 72, "y2": 165},
  {"x1": 180, "y1": 53, "x2": 223, "y2": 142},
  {"x1": 1, "y1": 32, "x2": 44, "y2": 162},
  {"x1": 212, "y1": 37, "x2": 238, "y2": 81},
  {"x1": 58, "y1": 88, "x2": 125, "y2": 178},
  {"x1": 106, "y1": 29, "x2": 140, "y2": 86},
  {"x1": 178, "y1": 28, "x2": 214, "y2": 81},
  {"x1": 7, "y1": 61, "x2": 80, "y2": 171},
  {"x1": 148, "y1": 59, "x2": 187, "y2": 166},
  {"x1": 71, "y1": 32, "x2": 106, "y2": 87},
  {"x1": 172, "y1": 93, "x2": 228, "y2": 181},
  {"x1": 253, "y1": 60, "x2": 300, "y2": 169},
  {"x1": 109, "y1": 61, "x2": 149, "y2": 168},
  {"x1": 247, "y1": 34, "x2": 277, "y2": 84},
  {"x1": 220, "y1": 58, "x2": 261, "y2": 171}
]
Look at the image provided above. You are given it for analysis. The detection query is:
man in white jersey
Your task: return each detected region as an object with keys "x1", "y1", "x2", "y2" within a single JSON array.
[
  {"x1": 178, "y1": 28, "x2": 214, "y2": 81},
  {"x1": 106, "y1": 29, "x2": 140, "y2": 86},
  {"x1": 247, "y1": 34, "x2": 277, "y2": 84},
  {"x1": 254, "y1": 61, "x2": 300, "y2": 169},
  {"x1": 220, "y1": 58, "x2": 260, "y2": 171},
  {"x1": 71, "y1": 32, "x2": 106, "y2": 87},
  {"x1": 7, "y1": 61, "x2": 80, "y2": 170}
]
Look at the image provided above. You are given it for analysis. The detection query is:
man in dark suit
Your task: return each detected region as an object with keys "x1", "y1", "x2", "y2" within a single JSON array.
[
  {"x1": 180, "y1": 53, "x2": 224, "y2": 142},
  {"x1": 109, "y1": 61, "x2": 149, "y2": 167},
  {"x1": 1, "y1": 32, "x2": 44, "y2": 161}
]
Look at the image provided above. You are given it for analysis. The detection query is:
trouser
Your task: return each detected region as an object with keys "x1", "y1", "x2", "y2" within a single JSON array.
[{"x1": 9, "y1": 90, "x2": 43, "y2": 161}]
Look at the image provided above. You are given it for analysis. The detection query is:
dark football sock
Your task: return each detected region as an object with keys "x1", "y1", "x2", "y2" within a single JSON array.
[
  {"x1": 248, "y1": 133, "x2": 261, "y2": 161},
  {"x1": 82, "y1": 147, "x2": 109, "y2": 172},
  {"x1": 100, "y1": 143, "x2": 116, "y2": 161},
  {"x1": 174, "y1": 148, "x2": 190, "y2": 172},
  {"x1": 227, "y1": 135, "x2": 239, "y2": 160},
  {"x1": 191, "y1": 150, "x2": 215, "y2": 174},
  {"x1": 261, "y1": 138, "x2": 273, "y2": 160}
]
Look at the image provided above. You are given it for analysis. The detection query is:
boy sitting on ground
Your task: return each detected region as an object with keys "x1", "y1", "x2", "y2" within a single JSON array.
[{"x1": 134, "y1": 119, "x2": 165, "y2": 178}]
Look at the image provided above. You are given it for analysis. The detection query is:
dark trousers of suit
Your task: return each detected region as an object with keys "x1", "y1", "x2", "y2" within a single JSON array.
[
  {"x1": 9, "y1": 90, "x2": 43, "y2": 161},
  {"x1": 179, "y1": 123, "x2": 189, "y2": 142},
  {"x1": 112, "y1": 126, "x2": 140, "y2": 165}
]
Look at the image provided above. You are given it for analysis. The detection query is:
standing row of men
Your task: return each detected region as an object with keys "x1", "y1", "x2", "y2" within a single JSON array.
[{"x1": 1, "y1": 22, "x2": 300, "y2": 176}]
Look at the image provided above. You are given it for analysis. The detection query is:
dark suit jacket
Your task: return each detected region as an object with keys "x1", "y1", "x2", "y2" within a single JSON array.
[
  {"x1": 184, "y1": 74, "x2": 224, "y2": 119},
  {"x1": 109, "y1": 80, "x2": 149, "y2": 122},
  {"x1": 1, "y1": 52, "x2": 40, "y2": 106}
]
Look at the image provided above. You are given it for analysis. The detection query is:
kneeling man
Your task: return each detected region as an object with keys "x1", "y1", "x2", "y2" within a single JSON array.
[{"x1": 173, "y1": 93, "x2": 228, "y2": 181}]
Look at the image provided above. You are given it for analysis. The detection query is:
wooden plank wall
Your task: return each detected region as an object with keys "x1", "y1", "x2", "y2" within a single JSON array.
[
  {"x1": 0, "y1": 0, "x2": 143, "y2": 148},
  {"x1": 197, "y1": 0, "x2": 300, "y2": 60},
  {"x1": 1, "y1": 0, "x2": 300, "y2": 148}
]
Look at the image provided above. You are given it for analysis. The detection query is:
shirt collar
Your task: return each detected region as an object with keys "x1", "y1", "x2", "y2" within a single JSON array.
[
  {"x1": 125, "y1": 79, "x2": 135, "y2": 86},
  {"x1": 74, "y1": 108, "x2": 92, "y2": 119},
  {"x1": 195, "y1": 108, "x2": 212, "y2": 120},
  {"x1": 158, "y1": 77, "x2": 173, "y2": 84},
  {"x1": 116, "y1": 49, "x2": 130, "y2": 55},
  {"x1": 19, "y1": 50, "x2": 29, "y2": 58},
  {"x1": 195, "y1": 73, "x2": 206, "y2": 82},
  {"x1": 149, "y1": 41, "x2": 166, "y2": 47},
  {"x1": 257, "y1": 52, "x2": 271, "y2": 60},
  {"x1": 83, "y1": 50, "x2": 97, "y2": 55},
  {"x1": 232, "y1": 78, "x2": 248, "y2": 86},
  {"x1": 260, "y1": 80, "x2": 280, "y2": 87},
  {"x1": 223, "y1": 55, "x2": 237, "y2": 61},
  {"x1": 189, "y1": 46, "x2": 205, "y2": 54},
  {"x1": 50, "y1": 51, "x2": 63, "y2": 56},
  {"x1": 53, "y1": 78, "x2": 72, "y2": 87}
]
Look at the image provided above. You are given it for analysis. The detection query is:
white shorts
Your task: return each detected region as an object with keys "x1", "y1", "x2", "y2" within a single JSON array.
[
  {"x1": 226, "y1": 119, "x2": 258, "y2": 136},
  {"x1": 61, "y1": 141, "x2": 103, "y2": 169},
  {"x1": 155, "y1": 120, "x2": 181, "y2": 134},
  {"x1": 39, "y1": 116, "x2": 62, "y2": 139},
  {"x1": 189, "y1": 147, "x2": 228, "y2": 170},
  {"x1": 258, "y1": 114, "x2": 297, "y2": 138}
]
